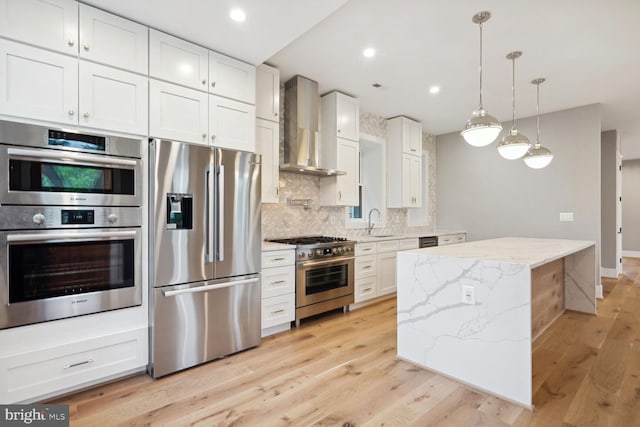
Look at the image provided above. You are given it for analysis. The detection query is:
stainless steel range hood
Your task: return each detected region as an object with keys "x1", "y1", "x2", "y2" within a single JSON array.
[{"x1": 281, "y1": 75, "x2": 345, "y2": 176}]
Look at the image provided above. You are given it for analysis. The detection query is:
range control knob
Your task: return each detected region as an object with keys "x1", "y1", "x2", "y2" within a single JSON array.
[
  {"x1": 32, "y1": 213, "x2": 46, "y2": 225},
  {"x1": 107, "y1": 214, "x2": 118, "y2": 224},
  {"x1": 315, "y1": 249, "x2": 323, "y2": 257},
  {"x1": 298, "y1": 252, "x2": 306, "y2": 259}
]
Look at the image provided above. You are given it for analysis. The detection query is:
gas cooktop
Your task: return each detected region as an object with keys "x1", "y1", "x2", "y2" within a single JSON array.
[{"x1": 267, "y1": 236, "x2": 350, "y2": 246}]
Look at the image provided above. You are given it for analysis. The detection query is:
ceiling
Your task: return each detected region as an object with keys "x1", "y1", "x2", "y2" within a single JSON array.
[{"x1": 84, "y1": 0, "x2": 640, "y2": 158}]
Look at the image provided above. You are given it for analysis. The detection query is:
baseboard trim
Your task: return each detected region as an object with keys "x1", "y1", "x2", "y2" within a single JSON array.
[
  {"x1": 622, "y1": 250, "x2": 640, "y2": 258},
  {"x1": 601, "y1": 267, "x2": 618, "y2": 278},
  {"x1": 596, "y1": 284, "x2": 603, "y2": 299}
]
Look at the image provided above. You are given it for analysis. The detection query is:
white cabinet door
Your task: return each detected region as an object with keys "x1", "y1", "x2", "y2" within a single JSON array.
[
  {"x1": 336, "y1": 92, "x2": 359, "y2": 141},
  {"x1": 336, "y1": 139, "x2": 359, "y2": 206},
  {"x1": 255, "y1": 63, "x2": 280, "y2": 120},
  {"x1": 0, "y1": 40, "x2": 77, "y2": 125},
  {"x1": 256, "y1": 118, "x2": 279, "y2": 203},
  {"x1": 79, "y1": 61, "x2": 148, "y2": 135},
  {"x1": 79, "y1": 4, "x2": 148, "y2": 74},
  {"x1": 0, "y1": 0, "x2": 78, "y2": 56},
  {"x1": 409, "y1": 154, "x2": 422, "y2": 207},
  {"x1": 149, "y1": 29, "x2": 208, "y2": 91},
  {"x1": 402, "y1": 118, "x2": 422, "y2": 156},
  {"x1": 377, "y1": 251, "x2": 397, "y2": 296},
  {"x1": 209, "y1": 51, "x2": 255, "y2": 104},
  {"x1": 209, "y1": 95, "x2": 256, "y2": 151},
  {"x1": 149, "y1": 79, "x2": 208, "y2": 144}
]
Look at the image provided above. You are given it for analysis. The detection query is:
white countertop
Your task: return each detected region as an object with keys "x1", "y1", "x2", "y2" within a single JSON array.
[
  {"x1": 404, "y1": 237, "x2": 594, "y2": 268},
  {"x1": 262, "y1": 241, "x2": 296, "y2": 251}
]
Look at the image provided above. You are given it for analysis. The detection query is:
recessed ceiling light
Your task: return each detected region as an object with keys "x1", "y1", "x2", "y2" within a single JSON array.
[
  {"x1": 363, "y1": 48, "x2": 376, "y2": 58},
  {"x1": 230, "y1": 8, "x2": 246, "y2": 22},
  {"x1": 429, "y1": 85, "x2": 440, "y2": 94}
]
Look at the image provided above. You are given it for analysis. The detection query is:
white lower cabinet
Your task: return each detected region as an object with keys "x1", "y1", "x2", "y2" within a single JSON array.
[
  {"x1": 438, "y1": 233, "x2": 466, "y2": 246},
  {"x1": 354, "y1": 238, "x2": 418, "y2": 303},
  {"x1": 261, "y1": 248, "x2": 295, "y2": 336},
  {"x1": 0, "y1": 327, "x2": 147, "y2": 403},
  {"x1": 209, "y1": 95, "x2": 256, "y2": 151},
  {"x1": 149, "y1": 79, "x2": 208, "y2": 144}
]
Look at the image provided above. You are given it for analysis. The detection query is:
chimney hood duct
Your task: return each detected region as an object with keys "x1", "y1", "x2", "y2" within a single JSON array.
[{"x1": 280, "y1": 75, "x2": 346, "y2": 176}]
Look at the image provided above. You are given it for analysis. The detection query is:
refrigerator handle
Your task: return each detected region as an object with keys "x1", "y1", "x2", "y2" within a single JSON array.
[
  {"x1": 205, "y1": 164, "x2": 214, "y2": 262},
  {"x1": 217, "y1": 164, "x2": 225, "y2": 262}
]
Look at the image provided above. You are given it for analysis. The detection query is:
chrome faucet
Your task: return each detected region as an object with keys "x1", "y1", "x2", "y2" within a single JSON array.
[{"x1": 367, "y1": 208, "x2": 381, "y2": 234}]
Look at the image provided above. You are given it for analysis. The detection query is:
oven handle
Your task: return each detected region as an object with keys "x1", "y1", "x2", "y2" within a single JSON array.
[
  {"x1": 298, "y1": 256, "x2": 354, "y2": 269},
  {"x1": 7, "y1": 230, "x2": 138, "y2": 243},
  {"x1": 162, "y1": 277, "x2": 259, "y2": 297},
  {"x1": 7, "y1": 147, "x2": 138, "y2": 167}
]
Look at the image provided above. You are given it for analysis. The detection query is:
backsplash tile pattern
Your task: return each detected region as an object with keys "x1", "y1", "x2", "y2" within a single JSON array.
[{"x1": 263, "y1": 88, "x2": 436, "y2": 240}]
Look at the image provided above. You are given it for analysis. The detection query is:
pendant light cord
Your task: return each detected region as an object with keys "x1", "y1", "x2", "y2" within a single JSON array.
[
  {"x1": 535, "y1": 82, "x2": 540, "y2": 148},
  {"x1": 478, "y1": 22, "x2": 483, "y2": 109},
  {"x1": 511, "y1": 57, "x2": 516, "y2": 130}
]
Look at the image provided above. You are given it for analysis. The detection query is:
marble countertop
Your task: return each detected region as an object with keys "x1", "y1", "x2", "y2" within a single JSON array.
[
  {"x1": 404, "y1": 237, "x2": 594, "y2": 268},
  {"x1": 261, "y1": 241, "x2": 296, "y2": 251}
]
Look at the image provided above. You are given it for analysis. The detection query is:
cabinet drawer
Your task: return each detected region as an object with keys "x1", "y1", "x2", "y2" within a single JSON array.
[
  {"x1": 453, "y1": 234, "x2": 466, "y2": 244},
  {"x1": 355, "y1": 276, "x2": 376, "y2": 303},
  {"x1": 0, "y1": 328, "x2": 147, "y2": 403},
  {"x1": 262, "y1": 294, "x2": 294, "y2": 329},
  {"x1": 262, "y1": 266, "x2": 295, "y2": 299},
  {"x1": 355, "y1": 254, "x2": 376, "y2": 279},
  {"x1": 398, "y1": 238, "x2": 419, "y2": 250},
  {"x1": 261, "y1": 250, "x2": 295, "y2": 268},
  {"x1": 355, "y1": 242, "x2": 376, "y2": 256},
  {"x1": 376, "y1": 240, "x2": 399, "y2": 253},
  {"x1": 438, "y1": 234, "x2": 466, "y2": 246}
]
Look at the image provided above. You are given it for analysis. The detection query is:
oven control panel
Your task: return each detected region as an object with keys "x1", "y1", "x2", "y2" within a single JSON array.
[
  {"x1": 0, "y1": 206, "x2": 142, "y2": 229},
  {"x1": 297, "y1": 245, "x2": 354, "y2": 260}
]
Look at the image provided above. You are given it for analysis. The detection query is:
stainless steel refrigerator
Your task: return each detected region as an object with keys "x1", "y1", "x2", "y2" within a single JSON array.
[{"x1": 148, "y1": 139, "x2": 261, "y2": 378}]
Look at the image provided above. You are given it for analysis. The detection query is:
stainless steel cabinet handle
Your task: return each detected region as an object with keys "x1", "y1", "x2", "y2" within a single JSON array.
[
  {"x1": 271, "y1": 309, "x2": 285, "y2": 315},
  {"x1": 270, "y1": 280, "x2": 286, "y2": 285},
  {"x1": 84, "y1": 43, "x2": 89, "y2": 51},
  {"x1": 211, "y1": 134, "x2": 217, "y2": 140},
  {"x1": 411, "y1": 148, "x2": 416, "y2": 152},
  {"x1": 64, "y1": 359, "x2": 94, "y2": 369},
  {"x1": 274, "y1": 112, "x2": 278, "y2": 117},
  {"x1": 338, "y1": 191, "x2": 342, "y2": 200},
  {"x1": 202, "y1": 79, "x2": 206, "y2": 85},
  {"x1": 363, "y1": 288, "x2": 372, "y2": 292},
  {"x1": 362, "y1": 248, "x2": 372, "y2": 252},
  {"x1": 271, "y1": 257, "x2": 286, "y2": 261},
  {"x1": 68, "y1": 109, "x2": 75, "y2": 116},
  {"x1": 362, "y1": 265, "x2": 372, "y2": 269},
  {"x1": 84, "y1": 112, "x2": 90, "y2": 118},
  {"x1": 211, "y1": 81, "x2": 216, "y2": 88},
  {"x1": 163, "y1": 278, "x2": 259, "y2": 297},
  {"x1": 68, "y1": 39, "x2": 75, "y2": 47}
]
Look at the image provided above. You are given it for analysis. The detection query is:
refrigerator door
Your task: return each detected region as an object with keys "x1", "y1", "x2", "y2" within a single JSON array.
[
  {"x1": 150, "y1": 139, "x2": 214, "y2": 287},
  {"x1": 149, "y1": 274, "x2": 261, "y2": 378},
  {"x1": 214, "y1": 148, "x2": 261, "y2": 279}
]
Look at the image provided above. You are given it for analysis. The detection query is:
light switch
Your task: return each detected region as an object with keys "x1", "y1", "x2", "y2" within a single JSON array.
[
  {"x1": 461, "y1": 285, "x2": 475, "y2": 305},
  {"x1": 559, "y1": 212, "x2": 574, "y2": 222}
]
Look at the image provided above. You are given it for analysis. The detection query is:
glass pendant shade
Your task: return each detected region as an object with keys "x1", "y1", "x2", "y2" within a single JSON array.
[
  {"x1": 462, "y1": 108, "x2": 502, "y2": 147},
  {"x1": 523, "y1": 145, "x2": 553, "y2": 168},
  {"x1": 497, "y1": 129, "x2": 531, "y2": 159}
]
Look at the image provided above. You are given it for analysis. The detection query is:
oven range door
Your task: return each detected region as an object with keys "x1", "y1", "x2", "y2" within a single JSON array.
[
  {"x1": 0, "y1": 227, "x2": 142, "y2": 330},
  {"x1": 296, "y1": 257, "x2": 355, "y2": 308},
  {"x1": 0, "y1": 144, "x2": 142, "y2": 207}
]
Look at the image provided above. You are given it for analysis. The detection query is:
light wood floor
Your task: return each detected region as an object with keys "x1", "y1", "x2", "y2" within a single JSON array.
[{"x1": 51, "y1": 258, "x2": 640, "y2": 426}]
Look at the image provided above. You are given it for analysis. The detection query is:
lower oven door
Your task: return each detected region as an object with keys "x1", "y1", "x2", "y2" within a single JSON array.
[
  {"x1": 0, "y1": 227, "x2": 141, "y2": 329},
  {"x1": 296, "y1": 257, "x2": 355, "y2": 308}
]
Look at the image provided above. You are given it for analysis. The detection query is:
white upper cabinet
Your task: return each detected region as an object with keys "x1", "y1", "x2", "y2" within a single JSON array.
[
  {"x1": 256, "y1": 118, "x2": 279, "y2": 203},
  {"x1": 79, "y1": 4, "x2": 148, "y2": 74},
  {"x1": 0, "y1": 0, "x2": 78, "y2": 56},
  {"x1": 78, "y1": 61, "x2": 148, "y2": 135},
  {"x1": 255, "y1": 63, "x2": 280, "y2": 121},
  {"x1": 319, "y1": 138, "x2": 359, "y2": 206},
  {"x1": 209, "y1": 95, "x2": 256, "y2": 151},
  {"x1": 387, "y1": 116, "x2": 422, "y2": 156},
  {"x1": 0, "y1": 39, "x2": 78, "y2": 125},
  {"x1": 208, "y1": 51, "x2": 255, "y2": 104},
  {"x1": 321, "y1": 91, "x2": 359, "y2": 142},
  {"x1": 149, "y1": 29, "x2": 208, "y2": 91},
  {"x1": 149, "y1": 79, "x2": 208, "y2": 145}
]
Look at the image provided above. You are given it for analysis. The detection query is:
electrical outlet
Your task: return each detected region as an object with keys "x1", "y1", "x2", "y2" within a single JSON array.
[
  {"x1": 461, "y1": 285, "x2": 475, "y2": 305},
  {"x1": 559, "y1": 212, "x2": 574, "y2": 222},
  {"x1": 330, "y1": 215, "x2": 336, "y2": 225}
]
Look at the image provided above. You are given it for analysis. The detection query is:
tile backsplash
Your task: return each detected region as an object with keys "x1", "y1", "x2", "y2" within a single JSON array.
[{"x1": 262, "y1": 86, "x2": 436, "y2": 240}]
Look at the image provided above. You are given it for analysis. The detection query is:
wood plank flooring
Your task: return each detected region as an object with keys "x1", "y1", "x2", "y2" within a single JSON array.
[{"x1": 50, "y1": 258, "x2": 640, "y2": 426}]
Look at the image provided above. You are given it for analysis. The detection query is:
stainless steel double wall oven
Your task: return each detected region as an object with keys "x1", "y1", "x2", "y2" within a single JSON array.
[{"x1": 0, "y1": 120, "x2": 143, "y2": 329}]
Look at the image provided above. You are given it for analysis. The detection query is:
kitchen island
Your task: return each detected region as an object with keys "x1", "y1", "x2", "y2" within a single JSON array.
[{"x1": 396, "y1": 237, "x2": 597, "y2": 408}]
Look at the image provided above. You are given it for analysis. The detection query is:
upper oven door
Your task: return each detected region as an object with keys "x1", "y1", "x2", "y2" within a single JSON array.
[
  {"x1": 0, "y1": 227, "x2": 142, "y2": 329},
  {"x1": 0, "y1": 144, "x2": 142, "y2": 207}
]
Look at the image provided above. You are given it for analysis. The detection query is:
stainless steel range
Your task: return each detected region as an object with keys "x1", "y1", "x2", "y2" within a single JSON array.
[{"x1": 267, "y1": 236, "x2": 355, "y2": 326}]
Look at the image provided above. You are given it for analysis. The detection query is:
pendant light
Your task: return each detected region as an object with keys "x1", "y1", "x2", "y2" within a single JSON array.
[
  {"x1": 461, "y1": 11, "x2": 502, "y2": 147},
  {"x1": 523, "y1": 78, "x2": 553, "y2": 169},
  {"x1": 497, "y1": 51, "x2": 531, "y2": 159}
]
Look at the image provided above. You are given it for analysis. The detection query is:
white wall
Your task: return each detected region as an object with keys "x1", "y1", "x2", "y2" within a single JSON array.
[
  {"x1": 622, "y1": 159, "x2": 640, "y2": 251},
  {"x1": 436, "y1": 104, "x2": 601, "y2": 248},
  {"x1": 601, "y1": 130, "x2": 617, "y2": 269}
]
